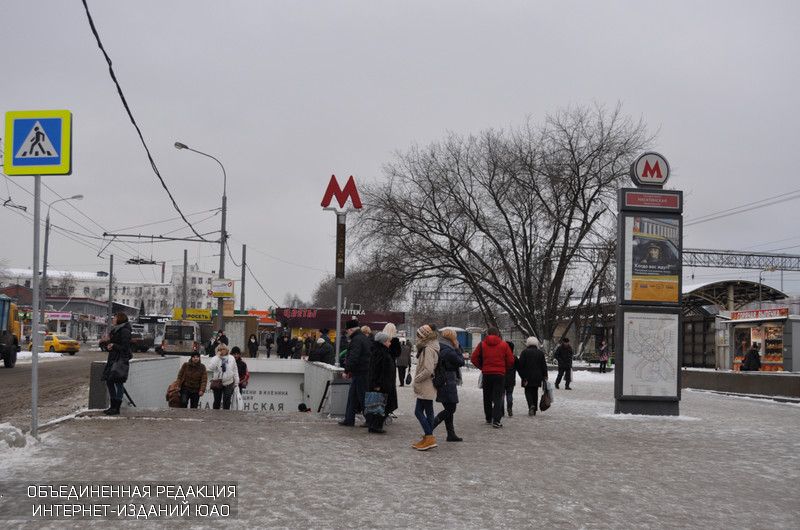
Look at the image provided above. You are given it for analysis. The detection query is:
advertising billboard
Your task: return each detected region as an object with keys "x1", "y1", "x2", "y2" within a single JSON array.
[{"x1": 622, "y1": 214, "x2": 681, "y2": 304}]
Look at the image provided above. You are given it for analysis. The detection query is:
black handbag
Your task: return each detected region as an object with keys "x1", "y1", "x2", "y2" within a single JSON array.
[
  {"x1": 405, "y1": 372, "x2": 412, "y2": 385},
  {"x1": 108, "y1": 360, "x2": 129, "y2": 383}
]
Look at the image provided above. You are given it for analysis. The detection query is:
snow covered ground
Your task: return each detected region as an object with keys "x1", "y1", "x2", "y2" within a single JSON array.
[
  {"x1": 15, "y1": 350, "x2": 64, "y2": 362},
  {"x1": 1, "y1": 368, "x2": 798, "y2": 528}
]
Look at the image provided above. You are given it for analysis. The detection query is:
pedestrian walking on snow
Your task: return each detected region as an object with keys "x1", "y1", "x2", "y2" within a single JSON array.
[
  {"x1": 554, "y1": 337, "x2": 573, "y2": 389},
  {"x1": 339, "y1": 320, "x2": 372, "y2": 427},
  {"x1": 367, "y1": 331, "x2": 395, "y2": 433},
  {"x1": 176, "y1": 352, "x2": 207, "y2": 408},
  {"x1": 396, "y1": 340, "x2": 411, "y2": 386},
  {"x1": 208, "y1": 344, "x2": 239, "y2": 410},
  {"x1": 411, "y1": 325, "x2": 439, "y2": 450},
  {"x1": 431, "y1": 329, "x2": 466, "y2": 441},
  {"x1": 247, "y1": 334, "x2": 259, "y2": 358},
  {"x1": 598, "y1": 339, "x2": 609, "y2": 373},
  {"x1": 471, "y1": 327, "x2": 515, "y2": 428},
  {"x1": 516, "y1": 337, "x2": 549, "y2": 416}
]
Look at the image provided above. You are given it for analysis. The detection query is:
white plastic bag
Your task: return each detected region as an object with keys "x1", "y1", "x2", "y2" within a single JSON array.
[
  {"x1": 233, "y1": 386, "x2": 243, "y2": 411},
  {"x1": 545, "y1": 380, "x2": 555, "y2": 403},
  {"x1": 478, "y1": 373, "x2": 483, "y2": 389}
]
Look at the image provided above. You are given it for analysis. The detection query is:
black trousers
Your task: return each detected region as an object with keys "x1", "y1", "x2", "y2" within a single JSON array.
[
  {"x1": 180, "y1": 389, "x2": 200, "y2": 409},
  {"x1": 397, "y1": 366, "x2": 407, "y2": 386},
  {"x1": 556, "y1": 366, "x2": 572, "y2": 387},
  {"x1": 482, "y1": 374, "x2": 505, "y2": 423},
  {"x1": 599, "y1": 361, "x2": 607, "y2": 373},
  {"x1": 524, "y1": 385, "x2": 540, "y2": 410},
  {"x1": 212, "y1": 383, "x2": 235, "y2": 410},
  {"x1": 434, "y1": 402, "x2": 458, "y2": 434}
]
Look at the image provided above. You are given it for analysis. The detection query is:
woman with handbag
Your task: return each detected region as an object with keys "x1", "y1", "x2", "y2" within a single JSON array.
[
  {"x1": 411, "y1": 325, "x2": 440, "y2": 451},
  {"x1": 366, "y1": 331, "x2": 395, "y2": 434},
  {"x1": 207, "y1": 344, "x2": 240, "y2": 410},
  {"x1": 101, "y1": 312, "x2": 132, "y2": 416},
  {"x1": 431, "y1": 329, "x2": 466, "y2": 441},
  {"x1": 516, "y1": 337, "x2": 549, "y2": 416}
]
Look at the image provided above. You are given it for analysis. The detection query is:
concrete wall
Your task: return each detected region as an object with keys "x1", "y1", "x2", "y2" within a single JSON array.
[
  {"x1": 89, "y1": 356, "x2": 180, "y2": 409},
  {"x1": 197, "y1": 358, "x2": 306, "y2": 412},
  {"x1": 304, "y1": 362, "x2": 345, "y2": 413},
  {"x1": 681, "y1": 369, "x2": 800, "y2": 398}
]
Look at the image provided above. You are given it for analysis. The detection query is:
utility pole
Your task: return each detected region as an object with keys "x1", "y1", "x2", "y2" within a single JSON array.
[
  {"x1": 218, "y1": 194, "x2": 227, "y2": 330},
  {"x1": 182, "y1": 249, "x2": 188, "y2": 320},
  {"x1": 30, "y1": 176, "x2": 42, "y2": 439},
  {"x1": 40, "y1": 214, "x2": 51, "y2": 326},
  {"x1": 240, "y1": 244, "x2": 246, "y2": 312},
  {"x1": 107, "y1": 255, "x2": 114, "y2": 325}
]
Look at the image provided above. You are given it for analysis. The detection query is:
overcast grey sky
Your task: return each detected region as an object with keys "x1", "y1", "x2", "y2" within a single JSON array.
[{"x1": 2, "y1": 0, "x2": 799, "y2": 306}]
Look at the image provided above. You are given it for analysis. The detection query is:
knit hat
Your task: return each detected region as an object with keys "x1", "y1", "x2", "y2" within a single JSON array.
[
  {"x1": 416, "y1": 324, "x2": 435, "y2": 341},
  {"x1": 345, "y1": 319, "x2": 360, "y2": 330}
]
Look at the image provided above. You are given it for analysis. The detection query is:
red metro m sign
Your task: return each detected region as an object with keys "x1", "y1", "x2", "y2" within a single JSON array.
[
  {"x1": 630, "y1": 152, "x2": 670, "y2": 188},
  {"x1": 320, "y1": 174, "x2": 363, "y2": 209}
]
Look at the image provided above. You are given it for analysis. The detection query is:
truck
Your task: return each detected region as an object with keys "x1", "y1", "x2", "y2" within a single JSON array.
[
  {"x1": 130, "y1": 323, "x2": 156, "y2": 353},
  {"x1": 0, "y1": 294, "x2": 22, "y2": 368}
]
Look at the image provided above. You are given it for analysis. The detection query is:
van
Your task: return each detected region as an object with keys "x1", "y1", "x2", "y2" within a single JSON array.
[{"x1": 160, "y1": 320, "x2": 201, "y2": 355}]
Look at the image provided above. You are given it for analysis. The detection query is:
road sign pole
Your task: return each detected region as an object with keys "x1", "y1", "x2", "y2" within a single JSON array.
[
  {"x1": 30, "y1": 176, "x2": 42, "y2": 438},
  {"x1": 333, "y1": 211, "x2": 346, "y2": 367}
]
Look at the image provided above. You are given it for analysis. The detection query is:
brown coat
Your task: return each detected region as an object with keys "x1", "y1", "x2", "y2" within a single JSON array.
[
  {"x1": 177, "y1": 361, "x2": 208, "y2": 393},
  {"x1": 413, "y1": 339, "x2": 439, "y2": 400}
]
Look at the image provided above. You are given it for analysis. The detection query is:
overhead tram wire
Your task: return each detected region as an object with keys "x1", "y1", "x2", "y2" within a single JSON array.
[
  {"x1": 685, "y1": 187, "x2": 800, "y2": 227},
  {"x1": 80, "y1": 0, "x2": 207, "y2": 242},
  {"x1": 245, "y1": 263, "x2": 280, "y2": 307},
  {"x1": 228, "y1": 236, "x2": 331, "y2": 274},
  {"x1": 107, "y1": 208, "x2": 221, "y2": 233},
  {"x1": 2, "y1": 173, "x2": 137, "y2": 259}
]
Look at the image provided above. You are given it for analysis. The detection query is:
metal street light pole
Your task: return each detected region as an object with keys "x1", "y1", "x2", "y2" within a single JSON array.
[
  {"x1": 40, "y1": 195, "x2": 84, "y2": 325},
  {"x1": 175, "y1": 142, "x2": 227, "y2": 331},
  {"x1": 758, "y1": 266, "x2": 777, "y2": 309}
]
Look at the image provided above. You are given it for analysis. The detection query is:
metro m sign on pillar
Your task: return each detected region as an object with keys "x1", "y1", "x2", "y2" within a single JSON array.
[
  {"x1": 630, "y1": 152, "x2": 670, "y2": 188},
  {"x1": 321, "y1": 175, "x2": 363, "y2": 209}
]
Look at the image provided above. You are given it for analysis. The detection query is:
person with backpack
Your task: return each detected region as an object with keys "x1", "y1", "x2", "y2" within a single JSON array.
[
  {"x1": 471, "y1": 327, "x2": 515, "y2": 428},
  {"x1": 516, "y1": 337, "x2": 549, "y2": 416},
  {"x1": 411, "y1": 325, "x2": 440, "y2": 450},
  {"x1": 503, "y1": 341, "x2": 518, "y2": 417},
  {"x1": 431, "y1": 328, "x2": 466, "y2": 441},
  {"x1": 554, "y1": 337, "x2": 574, "y2": 389}
]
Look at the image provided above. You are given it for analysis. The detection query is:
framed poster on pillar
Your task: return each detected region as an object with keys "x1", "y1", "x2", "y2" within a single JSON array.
[{"x1": 614, "y1": 306, "x2": 682, "y2": 401}]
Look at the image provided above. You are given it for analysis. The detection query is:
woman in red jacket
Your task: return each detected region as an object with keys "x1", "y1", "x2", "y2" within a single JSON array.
[{"x1": 471, "y1": 327, "x2": 515, "y2": 428}]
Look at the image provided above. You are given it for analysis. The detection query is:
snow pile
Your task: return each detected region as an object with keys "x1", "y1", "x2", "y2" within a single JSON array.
[
  {"x1": 0, "y1": 423, "x2": 27, "y2": 448},
  {"x1": 598, "y1": 413, "x2": 701, "y2": 421},
  {"x1": 16, "y1": 350, "x2": 63, "y2": 360}
]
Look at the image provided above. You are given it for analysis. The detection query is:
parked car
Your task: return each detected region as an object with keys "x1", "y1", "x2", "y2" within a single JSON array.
[
  {"x1": 26, "y1": 334, "x2": 81, "y2": 355},
  {"x1": 130, "y1": 324, "x2": 155, "y2": 353}
]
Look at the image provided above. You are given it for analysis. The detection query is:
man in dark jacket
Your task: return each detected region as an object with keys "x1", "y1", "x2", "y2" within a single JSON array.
[
  {"x1": 339, "y1": 320, "x2": 372, "y2": 426},
  {"x1": 517, "y1": 337, "x2": 549, "y2": 415},
  {"x1": 277, "y1": 334, "x2": 290, "y2": 358},
  {"x1": 366, "y1": 332, "x2": 396, "y2": 434},
  {"x1": 471, "y1": 327, "x2": 515, "y2": 428},
  {"x1": 554, "y1": 337, "x2": 573, "y2": 389}
]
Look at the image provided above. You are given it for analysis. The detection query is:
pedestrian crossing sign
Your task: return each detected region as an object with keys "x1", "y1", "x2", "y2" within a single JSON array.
[{"x1": 3, "y1": 110, "x2": 72, "y2": 175}]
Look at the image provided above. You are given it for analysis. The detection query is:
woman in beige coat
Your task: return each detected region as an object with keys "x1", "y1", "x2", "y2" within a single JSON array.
[{"x1": 412, "y1": 325, "x2": 440, "y2": 451}]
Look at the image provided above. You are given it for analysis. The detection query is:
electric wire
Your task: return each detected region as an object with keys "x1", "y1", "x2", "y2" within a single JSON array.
[{"x1": 80, "y1": 0, "x2": 207, "y2": 241}]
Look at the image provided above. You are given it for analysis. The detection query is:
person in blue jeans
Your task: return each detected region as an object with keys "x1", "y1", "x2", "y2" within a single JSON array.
[
  {"x1": 411, "y1": 325, "x2": 440, "y2": 451},
  {"x1": 339, "y1": 320, "x2": 372, "y2": 426}
]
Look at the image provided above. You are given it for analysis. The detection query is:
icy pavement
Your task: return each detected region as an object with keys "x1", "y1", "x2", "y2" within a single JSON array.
[{"x1": 1, "y1": 369, "x2": 798, "y2": 528}]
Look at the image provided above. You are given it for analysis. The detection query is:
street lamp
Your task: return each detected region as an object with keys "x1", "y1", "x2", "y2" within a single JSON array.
[
  {"x1": 758, "y1": 266, "x2": 777, "y2": 309},
  {"x1": 175, "y1": 141, "x2": 227, "y2": 331},
  {"x1": 41, "y1": 194, "x2": 84, "y2": 325}
]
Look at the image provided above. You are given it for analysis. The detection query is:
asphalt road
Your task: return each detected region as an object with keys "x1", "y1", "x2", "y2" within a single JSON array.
[{"x1": 0, "y1": 350, "x2": 107, "y2": 429}]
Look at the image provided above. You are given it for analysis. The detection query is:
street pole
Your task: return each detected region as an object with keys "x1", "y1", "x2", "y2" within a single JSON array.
[
  {"x1": 182, "y1": 249, "x2": 188, "y2": 320},
  {"x1": 40, "y1": 213, "x2": 51, "y2": 326},
  {"x1": 240, "y1": 244, "x2": 246, "y2": 313},
  {"x1": 161, "y1": 261, "x2": 166, "y2": 284},
  {"x1": 173, "y1": 142, "x2": 227, "y2": 331},
  {"x1": 40, "y1": 195, "x2": 83, "y2": 326},
  {"x1": 107, "y1": 255, "x2": 114, "y2": 325},
  {"x1": 218, "y1": 194, "x2": 227, "y2": 330},
  {"x1": 30, "y1": 176, "x2": 42, "y2": 438},
  {"x1": 333, "y1": 212, "x2": 346, "y2": 367}
]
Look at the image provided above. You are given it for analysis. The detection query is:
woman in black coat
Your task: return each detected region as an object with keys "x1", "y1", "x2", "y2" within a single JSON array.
[
  {"x1": 247, "y1": 334, "x2": 259, "y2": 358},
  {"x1": 432, "y1": 330, "x2": 466, "y2": 441},
  {"x1": 101, "y1": 312, "x2": 133, "y2": 416},
  {"x1": 367, "y1": 332, "x2": 396, "y2": 434},
  {"x1": 516, "y1": 337, "x2": 549, "y2": 416}
]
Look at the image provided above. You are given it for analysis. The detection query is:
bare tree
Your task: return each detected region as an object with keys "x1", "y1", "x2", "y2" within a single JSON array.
[
  {"x1": 311, "y1": 262, "x2": 406, "y2": 310},
  {"x1": 359, "y1": 104, "x2": 650, "y2": 343},
  {"x1": 283, "y1": 292, "x2": 308, "y2": 308},
  {"x1": 52, "y1": 274, "x2": 77, "y2": 297}
]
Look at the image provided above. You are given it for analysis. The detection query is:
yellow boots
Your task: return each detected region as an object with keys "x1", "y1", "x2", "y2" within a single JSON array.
[{"x1": 411, "y1": 435, "x2": 437, "y2": 451}]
